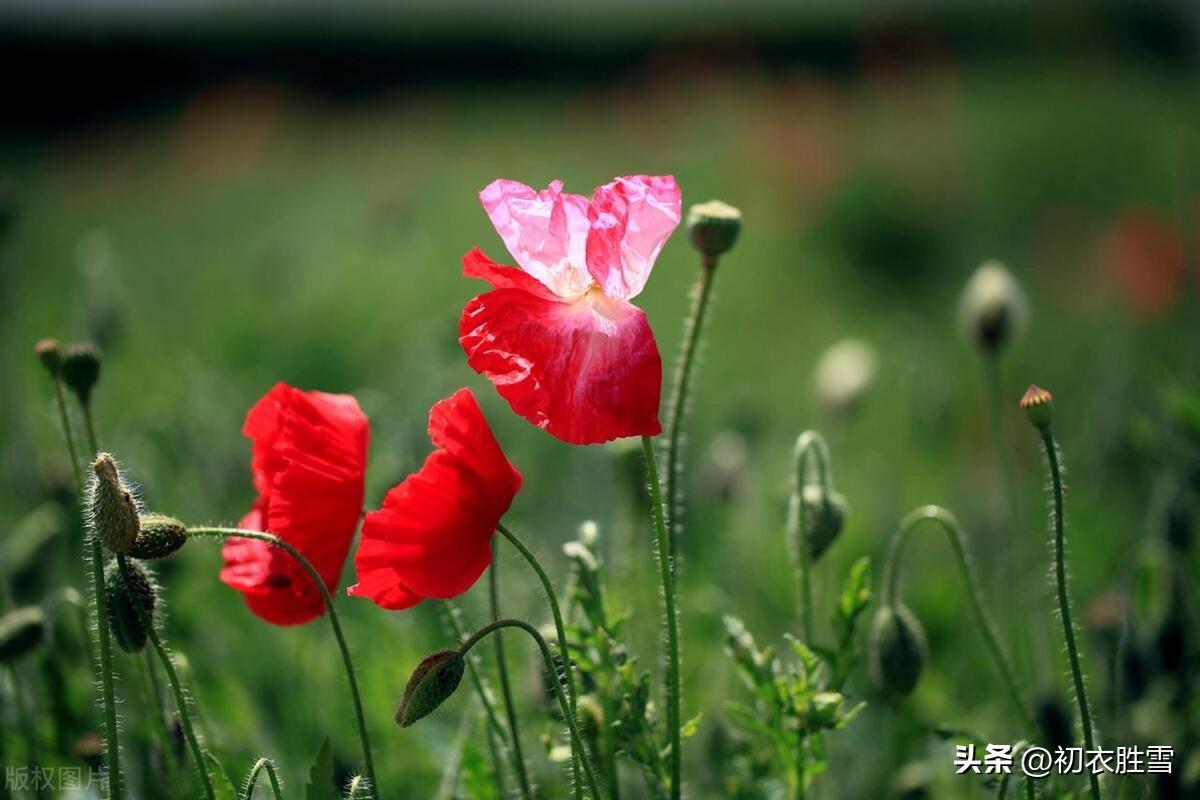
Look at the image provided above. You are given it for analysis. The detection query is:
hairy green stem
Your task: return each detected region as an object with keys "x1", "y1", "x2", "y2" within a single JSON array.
[
  {"x1": 882, "y1": 505, "x2": 1035, "y2": 737},
  {"x1": 186, "y1": 528, "x2": 377, "y2": 796},
  {"x1": 496, "y1": 522, "x2": 585, "y2": 796},
  {"x1": 1038, "y1": 431, "x2": 1102, "y2": 800},
  {"x1": 243, "y1": 757, "x2": 284, "y2": 800},
  {"x1": 663, "y1": 259, "x2": 718, "y2": 553},
  {"x1": 487, "y1": 547, "x2": 536, "y2": 800},
  {"x1": 347, "y1": 775, "x2": 368, "y2": 800},
  {"x1": 459, "y1": 619, "x2": 603, "y2": 799},
  {"x1": 641, "y1": 435, "x2": 682, "y2": 800},
  {"x1": 786, "y1": 432, "x2": 833, "y2": 645}
]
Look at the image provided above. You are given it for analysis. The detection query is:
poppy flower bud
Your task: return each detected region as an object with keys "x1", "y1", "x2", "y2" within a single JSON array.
[
  {"x1": 802, "y1": 484, "x2": 848, "y2": 561},
  {"x1": 813, "y1": 338, "x2": 877, "y2": 414},
  {"x1": 686, "y1": 200, "x2": 742, "y2": 260},
  {"x1": 396, "y1": 650, "x2": 465, "y2": 727},
  {"x1": 105, "y1": 559, "x2": 158, "y2": 654},
  {"x1": 868, "y1": 604, "x2": 927, "y2": 695},
  {"x1": 959, "y1": 261, "x2": 1027, "y2": 354},
  {"x1": 0, "y1": 607, "x2": 46, "y2": 663},
  {"x1": 1019, "y1": 385, "x2": 1054, "y2": 431},
  {"x1": 806, "y1": 691, "x2": 844, "y2": 729},
  {"x1": 88, "y1": 454, "x2": 140, "y2": 554},
  {"x1": 60, "y1": 342, "x2": 102, "y2": 405},
  {"x1": 129, "y1": 514, "x2": 188, "y2": 560},
  {"x1": 34, "y1": 338, "x2": 61, "y2": 375}
]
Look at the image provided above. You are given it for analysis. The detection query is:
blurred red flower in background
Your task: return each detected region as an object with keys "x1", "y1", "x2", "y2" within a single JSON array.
[
  {"x1": 348, "y1": 388, "x2": 522, "y2": 610},
  {"x1": 1106, "y1": 206, "x2": 1186, "y2": 318},
  {"x1": 221, "y1": 382, "x2": 369, "y2": 625},
  {"x1": 459, "y1": 175, "x2": 681, "y2": 445}
]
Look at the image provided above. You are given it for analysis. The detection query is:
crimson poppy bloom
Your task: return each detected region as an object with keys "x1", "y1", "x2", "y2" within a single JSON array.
[
  {"x1": 347, "y1": 388, "x2": 521, "y2": 610},
  {"x1": 220, "y1": 382, "x2": 369, "y2": 626},
  {"x1": 459, "y1": 175, "x2": 681, "y2": 445}
]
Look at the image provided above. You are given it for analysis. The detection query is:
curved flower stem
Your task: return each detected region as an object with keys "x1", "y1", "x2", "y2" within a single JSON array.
[
  {"x1": 487, "y1": 546, "x2": 536, "y2": 800},
  {"x1": 347, "y1": 775, "x2": 369, "y2": 800},
  {"x1": 441, "y1": 602, "x2": 520, "y2": 798},
  {"x1": 117, "y1": 554, "x2": 216, "y2": 800},
  {"x1": 786, "y1": 431, "x2": 833, "y2": 645},
  {"x1": 495, "y1": 522, "x2": 584, "y2": 796},
  {"x1": 882, "y1": 506, "x2": 1035, "y2": 737},
  {"x1": 663, "y1": 257, "x2": 718, "y2": 554},
  {"x1": 46, "y1": 372, "x2": 121, "y2": 800},
  {"x1": 242, "y1": 757, "x2": 284, "y2": 800},
  {"x1": 459, "y1": 619, "x2": 604, "y2": 800},
  {"x1": 641, "y1": 435, "x2": 682, "y2": 800},
  {"x1": 185, "y1": 528, "x2": 377, "y2": 797},
  {"x1": 1037, "y1": 431, "x2": 1102, "y2": 800}
]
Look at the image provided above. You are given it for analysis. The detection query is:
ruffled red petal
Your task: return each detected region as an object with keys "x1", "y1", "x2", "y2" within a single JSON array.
[
  {"x1": 460, "y1": 259, "x2": 663, "y2": 444},
  {"x1": 221, "y1": 383, "x2": 369, "y2": 626},
  {"x1": 347, "y1": 388, "x2": 521, "y2": 608}
]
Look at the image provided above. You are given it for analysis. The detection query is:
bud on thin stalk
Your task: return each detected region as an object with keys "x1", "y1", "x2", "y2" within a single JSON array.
[
  {"x1": 686, "y1": 199, "x2": 742, "y2": 262},
  {"x1": 959, "y1": 261, "x2": 1028, "y2": 355},
  {"x1": 88, "y1": 453, "x2": 140, "y2": 554},
  {"x1": 60, "y1": 341, "x2": 102, "y2": 407}
]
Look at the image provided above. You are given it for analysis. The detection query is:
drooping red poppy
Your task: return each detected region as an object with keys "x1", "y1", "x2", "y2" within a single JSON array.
[
  {"x1": 220, "y1": 382, "x2": 369, "y2": 626},
  {"x1": 459, "y1": 175, "x2": 681, "y2": 445},
  {"x1": 347, "y1": 388, "x2": 522, "y2": 610}
]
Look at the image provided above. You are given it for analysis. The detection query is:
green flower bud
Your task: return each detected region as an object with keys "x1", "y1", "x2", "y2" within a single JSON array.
[
  {"x1": 105, "y1": 559, "x2": 157, "y2": 654},
  {"x1": 396, "y1": 650, "x2": 464, "y2": 727},
  {"x1": 802, "y1": 485, "x2": 848, "y2": 562},
  {"x1": 958, "y1": 261, "x2": 1027, "y2": 354},
  {"x1": 686, "y1": 200, "x2": 742, "y2": 260},
  {"x1": 1020, "y1": 385, "x2": 1053, "y2": 430},
  {"x1": 807, "y1": 691, "x2": 844, "y2": 729},
  {"x1": 88, "y1": 453, "x2": 140, "y2": 554},
  {"x1": 60, "y1": 342, "x2": 102, "y2": 405},
  {"x1": 129, "y1": 514, "x2": 188, "y2": 560},
  {"x1": 0, "y1": 607, "x2": 46, "y2": 662},
  {"x1": 868, "y1": 604, "x2": 927, "y2": 695},
  {"x1": 34, "y1": 338, "x2": 61, "y2": 375}
]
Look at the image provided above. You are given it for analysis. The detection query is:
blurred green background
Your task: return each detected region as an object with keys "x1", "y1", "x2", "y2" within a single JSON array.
[{"x1": 1, "y1": 2, "x2": 1198, "y2": 797}]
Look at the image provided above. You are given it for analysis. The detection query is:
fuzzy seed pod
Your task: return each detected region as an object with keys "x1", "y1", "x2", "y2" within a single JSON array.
[
  {"x1": 129, "y1": 514, "x2": 188, "y2": 560},
  {"x1": 88, "y1": 453, "x2": 140, "y2": 554},
  {"x1": 958, "y1": 261, "x2": 1027, "y2": 354},
  {"x1": 396, "y1": 650, "x2": 464, "y2": 727},
  {"x1": 802, "y1": 485, "x2": 848, "y2": 561},
  {"x1": 1020, "y1": 385, "x2": 1054, "y2": 430},
  {"x1": 60, "y1": 342, "x2": 102, "y2": 404},
  {"x1": 868, "y1": 604, "x2": 927, "y2": 695},
  {"x1": 105, "y1": 559, "x2": 157, "y2": 654},
  {"x1": 686, "y1": 200, "x2": 742, "y2": 259},
  {"x1": 34, "y1": 338, "x2": 61, "y2": 375},
  {"x1": 0, "y1": 607, "x2": 46, "y2": 662}
]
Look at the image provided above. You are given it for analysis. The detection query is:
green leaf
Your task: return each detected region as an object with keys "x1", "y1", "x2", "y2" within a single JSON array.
[
  {"x1": 203, "y1": 752, "x2": 238, "y2": 800},
  {"x1": 306, "y1": 737, "x2": 337, "y2": 800},
  {"x1": 681, "y1": 713, "x2": 703, "y2": 738},
  {"x1": 834, "y1": 556, "x2": 872, "y2": 643}
]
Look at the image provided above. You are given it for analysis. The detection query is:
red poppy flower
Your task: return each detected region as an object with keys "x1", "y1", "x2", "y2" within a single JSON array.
[
  {"x1": 347, "y1": 388, "x2": 522, "y2": 610},
  {"x1": 460, "y1": 175, "x2": 681, "y2": 445},
  {"x1": 220, "y1": 382, "x2": 369, "y2": 626}
]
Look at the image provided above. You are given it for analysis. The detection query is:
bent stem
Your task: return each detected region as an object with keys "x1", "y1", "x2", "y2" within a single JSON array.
[
  {"x1": 487, "y1": 547, "x2": 536, "y2": 800},
  {"x1": 185, "y1": 528, "x2": 377, "y2": 797},
  {"x1": 641, "y1": 435, "x2": 682, "y2": 800},
  {"x1": 786, "y1": 431, "x2": 834, "y2": 645},
  {"x1": 663, "y1": 258, "x2": 718, "y2": 552},
  {"x1": 496, "y1": 522, "x2": 584, "y2": 796},
  {"x1": 243, "y1": 757, "x2": 284, "y2": 800},
  {"x1": 117, "y1": 555, "x2": 215, "y2": 800},
  {"x1": 1037, "y1": 431, "x2": 1102, "y2": 800},
  {"x1": 882, "y1": 506, "x2": 1035, "y2": 737},
  {"x1": 46, "y1": 371, "x2": 122, "y2": 800},
  {"x1": 459, "y1": 619, "x2": 603, "y2": 800}
]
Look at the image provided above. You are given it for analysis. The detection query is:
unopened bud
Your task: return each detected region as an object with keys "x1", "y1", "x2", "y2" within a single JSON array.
[
  {"x1": 105, "y1": 559, "x2": 157, "y2": 654},
  {"x1": 813, "y1": 338, "x2": 877, "y2": 414},
  {"x1": 686, "y1": 200, "x2": 742, "y2": 260},
  {"x1": 959, "y1": 261, "x2": 1028, "y2": 354},
  {"x1": 0, "y1": 607, "x2": 46, "y2": 662},
  {"x1": 807, "y1": 691, "x2": 844, "y2": 729},
  {"x1": 34, "y1": 338, "x2": 61, "y2": 375},
  {"x1": 88, "y1": 454, "x2": 140, "y2": 554},
  {"x1": 61, "y1": 342, "x2": 102, "y2": 405},
  {"x1": 868, "y1": 604, "x2": 927, "y2": 695},
  {"x1": 129, "y1": 514, "x2": 188, "y2": 560},
  {"x1": 396, "y1": 650, "x2": 464, "y2": 727},
  {"x1": 801, "y1": 485, "x2": 848, "y2": 562},
  {"x1": 1020, "y1": 385, "x2": 1054, "y2": 430}
]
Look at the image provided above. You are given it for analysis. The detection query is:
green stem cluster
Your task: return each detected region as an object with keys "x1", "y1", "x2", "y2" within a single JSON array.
[{"x1": 881, "y1": 505, "x2": 1035, "y2": 737}]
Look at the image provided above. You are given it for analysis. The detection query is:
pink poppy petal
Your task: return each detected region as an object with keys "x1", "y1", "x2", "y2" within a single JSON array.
[{"x1": 586, "y1": 175, "x2": 682, "y2": 300}]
